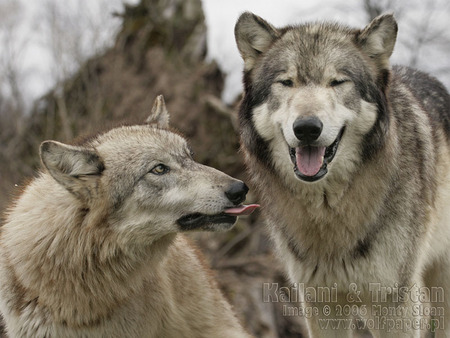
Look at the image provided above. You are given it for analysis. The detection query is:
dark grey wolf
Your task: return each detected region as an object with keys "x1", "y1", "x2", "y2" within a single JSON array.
[
  {"x1": 235, "y1": 12, "x2": 450, "y2": 338},
  {"x1": 0, "y1": 96, "x2": 257, "y2": 337}
]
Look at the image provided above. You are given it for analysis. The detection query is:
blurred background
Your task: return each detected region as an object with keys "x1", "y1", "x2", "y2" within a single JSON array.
[{"x1": 0, "y1": 0, "x2": 448, "y2": 337}]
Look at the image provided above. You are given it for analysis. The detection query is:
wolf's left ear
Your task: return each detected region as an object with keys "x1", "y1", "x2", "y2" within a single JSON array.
[
  {"x1": 234, "y1": 12, "x2": 280, "y2": 71},
  {"x1": 40, "y1": 141, "x2": 104, "y2": 203},
  {"x1": 146, "y1": 95, "x2": 169, "y2": 129},
  {"x1": 357, "y1": 14, "x2": 398, "y2": 69}
]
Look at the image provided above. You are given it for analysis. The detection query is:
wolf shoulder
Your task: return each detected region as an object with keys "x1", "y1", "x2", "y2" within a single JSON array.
[{"x1": 391, "y1": 65, "x2": 450, "y2": 137}]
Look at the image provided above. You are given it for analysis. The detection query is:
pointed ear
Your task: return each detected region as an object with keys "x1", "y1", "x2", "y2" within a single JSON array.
[
  {"x1": 40, "y1": 141, "x2": 104, "y2": 203},
  {"x1": 357, "y1": 14, "x2": 397, "y2": 70},
  {"x1": 146, "y1": 95, "x2": 169, "y2": 128},
  {"x1": 234, "y1": 12, "x2": 280, "y2": 71}
]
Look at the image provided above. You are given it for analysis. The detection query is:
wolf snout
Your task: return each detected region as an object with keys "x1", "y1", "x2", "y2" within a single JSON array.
[
  {"x1": 225, "y1": 181, "x2": 249, "y2": 205},
  {"x1": 293, "y1": 116, "x2": 323, "y2": 144}
]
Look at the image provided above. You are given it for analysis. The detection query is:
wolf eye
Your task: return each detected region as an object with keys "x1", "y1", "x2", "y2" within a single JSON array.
[
  {"x1": 278, "y1": 79, "x2": 294, "y2": 87},
  {"x1": 150, "y1": 164, "x2": 170, "y2": 175},
  {"x1": 330, "y1": 79, "x2": 349, "y2": 87}
]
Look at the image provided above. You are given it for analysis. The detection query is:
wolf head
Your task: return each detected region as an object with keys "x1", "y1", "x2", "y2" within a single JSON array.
[
  {"x1": 39, "y1": 96, "x2": 257, "y2": 244},
  {"x1": 235, "y1": 13, "x2": 397, "y2": 184}
]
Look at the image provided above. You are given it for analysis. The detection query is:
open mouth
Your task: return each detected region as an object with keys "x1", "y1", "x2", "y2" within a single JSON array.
[
  {"x1": 289, "y1": 127, "x2": 345, "y2": 182},
  {"x1": 177, "y1": 204, "x2": 259, "y2": 231}
]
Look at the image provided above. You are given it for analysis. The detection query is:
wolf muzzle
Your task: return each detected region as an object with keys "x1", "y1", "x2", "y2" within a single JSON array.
[
  {"x1": 290, "y1": 125, "x2": 345, "y2": 183},
  {"x1": 225, "y1": 181, "x2": 249, "y2": 205},
  {"x1": 293, "y1": 116, "x2": 323, "y2": 144},
  {"x1": 177, "y1": 181, "x2": 258, "y2": 231}
]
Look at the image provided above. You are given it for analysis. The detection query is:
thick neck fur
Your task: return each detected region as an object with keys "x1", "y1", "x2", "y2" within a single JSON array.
[
  {"x1": 244, "y1": 114, "x2": 400, "y2": 261},
  {"x1": 2, "y1": 174, "x2": 175, "y2": 327}
]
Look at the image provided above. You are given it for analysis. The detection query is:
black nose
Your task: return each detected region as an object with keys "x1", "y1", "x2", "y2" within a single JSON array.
[
  {"x1": 293, "y1": 117, "x2": 323, "y2": 143},
  {"x1": 225, "y1": 181, "x2": 249, "y2": 205}
]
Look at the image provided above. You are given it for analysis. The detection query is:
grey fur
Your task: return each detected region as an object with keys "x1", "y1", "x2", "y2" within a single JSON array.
[
  {"x1": 236, "y1": 12, "x2": 450, "y2": 337},
  {"x1": 0, "y1": 96, "x2": 251, "y2": 337}
]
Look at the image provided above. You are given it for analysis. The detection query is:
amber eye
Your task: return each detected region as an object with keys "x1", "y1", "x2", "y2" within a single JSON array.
[{"x1": 150, "y1": 164, "x2": 170, "y2": 175}]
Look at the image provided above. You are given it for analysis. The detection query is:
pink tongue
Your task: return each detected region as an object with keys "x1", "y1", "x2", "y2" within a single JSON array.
[
  {"x1": 296, "y1": 146, "x2": 326, "y2": 176},
  {"x1": 224, "y1": 204, "x2": 260, "y2": 216}
]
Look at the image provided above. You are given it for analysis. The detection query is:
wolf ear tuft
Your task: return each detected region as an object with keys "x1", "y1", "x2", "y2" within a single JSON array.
[
  {"x1": 357, "y1": 14, "x2": 398, "y2": 69},
  {"x1": 234, "y1": 12, "x2": 280, "y2": 71},
  {"x1": 146, "y1": 95, "x2": 170, "y2": 129},
  {"x1": 40, "y1": 141, "x2": 104, "y2": 203}
]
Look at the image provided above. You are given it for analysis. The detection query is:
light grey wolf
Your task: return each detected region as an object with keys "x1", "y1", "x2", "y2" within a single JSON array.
[
  {"x1": 235, "y1": 12, "x2": 450, "y2": 338},
  {"x1": 0, "y1": 96, "x2": 257, "y2": 337}
]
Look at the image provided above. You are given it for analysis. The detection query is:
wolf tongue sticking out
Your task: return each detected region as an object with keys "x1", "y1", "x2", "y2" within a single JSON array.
[{"x1": 296, "y1": 146, "x2": 326, "y2": 177}]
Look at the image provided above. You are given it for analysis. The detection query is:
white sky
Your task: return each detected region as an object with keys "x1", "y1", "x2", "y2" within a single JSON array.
[
  {"x1": 202, "y1": 0, "x2": 450, "y2": 103},
  {"x1": 0, "y1": 0, "x2": 449, "y2": 108},
  {"x1": 202, "y1": 0, "x2": 366, "y2": 102},
  {"x1": 0, "y1": 0, "x2": 138, "y2": 109}
]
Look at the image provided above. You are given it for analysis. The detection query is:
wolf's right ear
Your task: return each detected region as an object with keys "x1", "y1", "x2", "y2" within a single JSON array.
[
  {"x1": 146, "y1": 95, "x2": 170, "y2": 129},
  {"x1": 234, "y1": 12, "x2": 280, "y2": 71},
  {"x1": 40, "y1": 141, "x2": 104, "y2": 203}
]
